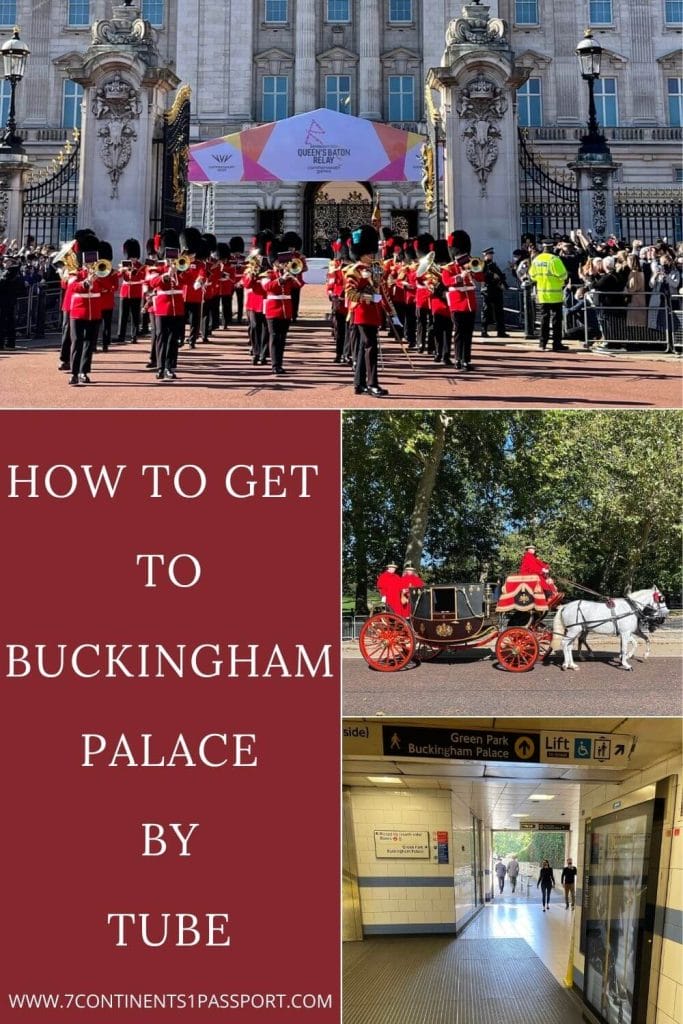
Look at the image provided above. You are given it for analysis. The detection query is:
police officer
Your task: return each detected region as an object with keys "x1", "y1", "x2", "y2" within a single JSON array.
[
  {"x1": 528, "y1": 239, "x2": 569, "y2": 352},
  {"x1": 480, "y1": 247, "x2": 508, "y2": 337}
]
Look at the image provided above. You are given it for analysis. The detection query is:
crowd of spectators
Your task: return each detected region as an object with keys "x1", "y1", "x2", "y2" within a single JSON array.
[
  {"x1": 512, "y1": 232, "x2": 683, "y2": 345},
  {"x1": 0, "y1": 237, "x2": 62, "y2": 348}
]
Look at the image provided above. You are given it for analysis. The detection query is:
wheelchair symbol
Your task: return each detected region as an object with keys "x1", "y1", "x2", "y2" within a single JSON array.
[{"x1": 575, "y1": 739, "x2": 591, "y2": 759}]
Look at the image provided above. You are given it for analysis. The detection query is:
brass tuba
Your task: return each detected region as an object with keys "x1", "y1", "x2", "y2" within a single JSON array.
[
  {"x1": 51, "y1": 240, "x2": 79, "y2": 274},
  {"x1": 415, "y1": 251, "x2": 441, "y2": 282}
]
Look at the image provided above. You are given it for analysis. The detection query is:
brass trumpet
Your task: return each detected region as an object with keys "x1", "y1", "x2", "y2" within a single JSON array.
[
  {"x1": 467, "y1": 257, "x2": 484, "y2": 273},
  {"x1": 88, "y1": 257, "x2": 113, "y2": 279},
  {"x1": 173, "y1": 254, "x2": 192, "y2": 273}
]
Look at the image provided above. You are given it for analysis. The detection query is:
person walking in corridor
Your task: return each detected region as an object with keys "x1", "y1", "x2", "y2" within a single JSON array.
[
  {"x1": 537, "y1": 859, "x2": 555, "y2": 911},
  {"x1": 561, "y1": 857, "x2": 577, "y2": 909},
  {"x1": 507, "y1": 855, "x2": 520, "y2": 894},
  {"x1": 495, "y1": 857, "x2": 507, "y2": 894}
]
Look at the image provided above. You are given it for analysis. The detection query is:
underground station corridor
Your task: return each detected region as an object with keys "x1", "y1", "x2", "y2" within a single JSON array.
[{"x1": 342, "y1": 717, "x2": 682, "y2": 1024}]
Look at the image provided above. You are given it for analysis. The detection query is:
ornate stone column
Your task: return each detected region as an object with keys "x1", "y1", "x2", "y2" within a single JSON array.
[
  {"x1": 358, "y1": 3, "x2": 381, "y2": 120},
  {"x1": 427, "y1": 2, "x2": 528, "y2": 262},
  {"x1": 64, "y1": 3, "x2": 180, "y2": 257},
  {"x1": 294, "y1": 0, "x2": 317, "y2": 113},
  {"x1": 0, "y1": 152, "x2": 31, "y2": 242}
]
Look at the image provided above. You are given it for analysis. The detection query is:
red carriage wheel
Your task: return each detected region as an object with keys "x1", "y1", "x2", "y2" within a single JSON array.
[
  {"x1": 535, "y1": 626, "x2": 554, "y2": 662},
  {"x1": 414, "y1": 639, "x2": 441, "y2": 662},
  {"x1": 495, "y1": 627, "x2": 539, "y2": 672},
  {"x1": 359, "y1": 613, "x2": 415, "y2": 672}
]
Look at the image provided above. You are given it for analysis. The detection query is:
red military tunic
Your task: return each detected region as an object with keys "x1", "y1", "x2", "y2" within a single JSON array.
[
  {"x1": 400, "y1": 570, "x2": 425, "y2": 615},
  {"x1": 182, "y1": 259, "x2": 205, "y2": 306},
  {"x1": 98, "y1": 270, "x2": 119, "y2": 313},
  {"x1": 345, "y1": 260, "x2": 384, "y2": 327},
  {"x1": 217, "y1": 261, "x2": 235, "y2": 298},
  {"x1": 376, "y1": 570, "x2": 405, "y2": 616},
  {"x1": 148, "y1": 271, "x2": 186, "y2": 318},
  {"x1": 119, "y1": 262, "x2": 146, "y2": 300},
  {"x1": 65, "y1": 271, "x2": 103, "y2": 321},
  {"x1": 262, "y1": 271, "x2": 300, "y2": 320},
  {"x1": 519, "y1": 551, "x2": 550, "y2": 576},
  {"x1": 441, "y1": 262, "x2": 485, "y2": 314},
  {"x1": 242, "y1": 269, "x2": 266, "y2": 313}
]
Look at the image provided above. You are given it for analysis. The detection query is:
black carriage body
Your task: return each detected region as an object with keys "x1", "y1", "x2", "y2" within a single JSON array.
[{"x1": 411, "y1": 583, "x2": 495, "y2": 647}]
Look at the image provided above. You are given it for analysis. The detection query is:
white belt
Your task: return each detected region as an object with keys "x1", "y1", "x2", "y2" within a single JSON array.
[
  {"x1": 267, "y1": 294, "x2": 289, "y2": 300},
  {"x1": 448, "y1": 286, "x2": 475, "y2": 292},
  {"x1": 75, "y1": 291, "x2": 101, "y2": 297},
  {"x1": 161, "y1": 289, "x2": 183, "y2": 295}
]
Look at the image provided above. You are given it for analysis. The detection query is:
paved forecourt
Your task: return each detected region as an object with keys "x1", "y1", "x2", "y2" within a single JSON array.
[{"x1": 1, "y1": 286, "x2": 680, "y2": 409}]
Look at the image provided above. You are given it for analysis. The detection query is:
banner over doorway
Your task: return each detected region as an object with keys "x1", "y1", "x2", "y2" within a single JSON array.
[{"x1": 188, "y1": 108, "x2": 425, "y2": 183}]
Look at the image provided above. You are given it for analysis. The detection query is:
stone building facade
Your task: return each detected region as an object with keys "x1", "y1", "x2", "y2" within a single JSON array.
[{"x1": 3, "y1": 0, "x2": 682, "y2": 247}]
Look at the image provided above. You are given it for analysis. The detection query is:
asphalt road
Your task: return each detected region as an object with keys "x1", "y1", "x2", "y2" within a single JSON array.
[
  {"x1": 342, "y1": 650, "x2": 683, "y2": 717},
  {"x1": 2, "y1": 286, "x2": 681, "y2": 409}
]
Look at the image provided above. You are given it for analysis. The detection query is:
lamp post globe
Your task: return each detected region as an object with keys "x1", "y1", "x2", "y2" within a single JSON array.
[{"x1": 0, "y1": 26, "x2": 30, "y2": 151}]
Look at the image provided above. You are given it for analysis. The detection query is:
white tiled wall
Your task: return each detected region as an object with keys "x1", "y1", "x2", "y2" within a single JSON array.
[
  {"x1": 573, "y1": 755, "x2": 682, "y2": 1024},
  {"x1": 349, "y1": 789, "x2": 456, "y2": 929}
]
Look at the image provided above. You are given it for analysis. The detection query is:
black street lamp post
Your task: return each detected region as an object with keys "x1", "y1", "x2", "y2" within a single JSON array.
[
  {"x1": 0, "y1": 27, "x2": 30, "y2": 152},
  {"x1": 575, "y1": 29, "x2": 611, "y2": 162}
]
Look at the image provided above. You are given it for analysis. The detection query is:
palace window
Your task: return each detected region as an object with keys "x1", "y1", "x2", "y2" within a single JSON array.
[
  {"x1": 665, "y1": 0, "x2": 683, "y2": 24},
  {"x1": 0, "y1": 1, "x2": 17, "y2": 27},
  {"x1": 265, "y1": 0, "x2": 288, "y2": 22},
  {"x1": 0, "y1": 79, "x2": 9, "y2": 129},
  {"x1": 67, "y1": 0, "x2": 90, "y2": 27},
  {"x1": 262, "y1": 76, "x2": 288, "y2": 121},
  {"x1": 327, "y1": 0, "x2": 350, "y2": 21},
  {"x1": 517, "y1": 78, "x2": 543, "y2": 126},
  {"x1": 62, "y1": 80, "x2": 84, "y2": 130},
  {"x1": 589, "y1": 0, "x2": 612, "y2": 23},
  {"x1": 388, "y1": 75, "x2": 414, "y2": 121},
  {"x1": 594, "y1": 77, "x2": 618, "y2": 126},
  {"x1": 514, "y1": 0, "x2": 539, "y2": 25},
  {"x1": 142, "y1": 0, "x2": 164, "y2": 26},
  {"x1": 326, "y1": 75, "x2": 351, "y2": 113},
  {"x1": 667, "y1": 78, "x2": 683, "y2": 125},
  {"x1": 389, "y1": 0, "x2": 412, "y2": 23}
]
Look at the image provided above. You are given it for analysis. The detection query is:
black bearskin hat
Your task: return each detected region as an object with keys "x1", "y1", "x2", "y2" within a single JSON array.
[
  {"x1": 268, "y1": 236, "x2": 284, "y2": 265},
  {"x1": 349, "y1": 224, "x2": 379, "y2": 259},
  {"x1": 229, "y1": 235, "x2": 245, "y2": 253},
  {"x1": 447, "y1": 229, "x2": 471, "y2": 257},
  {"x1": 281, "y1": 230, "x2": 302, "y2": 251},
  {"x1": 216, "y1": 242, "x2": 231, "y2": 260},
  {"x1": 180, "y1": 226, "x2": 202, "y2": 254},
  {"x1": 433, "y1": 238, "x2": 451, "y2": 264},
  {"x1": 98, "y1": 240, "x2": 113, "y2": 261},
  {"x1": 123, "y1": 238, "x2": 141, "y2": 259},
  {"x1": 73, "y1": 229, "x2": 99, "y2": 264},
  {"x1": 201, "y1": 232, "x2": 218, "y2": 255},
  {"x1": 415, "y1": 232, "x2": 434, "y2": 257},
  {"x1": 146, "y1": 237, "x2": 158, "y2": 257},
  {"x1": 254, "y1": 229, "x2": 275, "y2": 256},
  {"x1": 158, "y1": 228, "x2": 180, "y2": 257},
  {"x1": 195, "y1": 235, "x2": 212, "y2": 260}
]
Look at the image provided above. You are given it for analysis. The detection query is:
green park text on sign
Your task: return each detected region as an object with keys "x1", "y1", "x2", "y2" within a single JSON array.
[{"x1": 383, "y1": 726, "x2": 540, "y2": 763}]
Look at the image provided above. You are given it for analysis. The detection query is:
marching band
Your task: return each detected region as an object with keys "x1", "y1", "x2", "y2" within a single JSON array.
[{"x1": 50, "y1": 220, "x2": 498, "y2": 390}]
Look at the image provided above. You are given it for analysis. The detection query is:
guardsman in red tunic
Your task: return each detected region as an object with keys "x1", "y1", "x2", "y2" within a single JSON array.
[
  {"x1": 281, "y1": 231, "x2": 307, "y2": 323},
  {"x1": 198, "y1": 232, "x2": 220, "y2": 343},
  {"x1": 95, "y1": 240, "x2": 118, "y2": 352},
  {"x1": 116, "y1": 237, "x2": 145, "y2": 344},
  {"x1": 179, "y1": 226, "x2": 205, "y2": 349},
  {"x1": 242, "y1": 231, "x2": 273, "y2": 365},
  {"x1": 56, "y1": 243, "x2": 80, "y2": 372},
  {"x1": 327, "y1": 239, "x2": 351, "y2": 363},
  {"x1": 428, "y1": 238, "x2": 454, "y2": 366},
  {"x1": 64, "y1": 239, "x2": 103, "y2": 386},
  {"x1": 148, "y1": 240, "x2": 186, "y2": 382},
  {"x1": 402, "y1": 240, "x2": 418, "y2": 349},
  {"x1": 376, "y1": 562, "x2": 405, "y2": 616},
  {"x1": 261, "y1": 238, "x2": 302, "y2": 375},
  {"x1": 344, "y1": 224, "x2": 388, "y2": 397},
  {"x1": 441, "y1": 229, "x2": 486, "y2": 371},
  {"x1": 228, "y1": 236, "x2": 246, "y2": 324},
  {"x1": 215, "y1": 242, "x2": 235, "y2": 330},
  {"x1": 414, "y1": 233, "x2": 435, "y2": 354}
]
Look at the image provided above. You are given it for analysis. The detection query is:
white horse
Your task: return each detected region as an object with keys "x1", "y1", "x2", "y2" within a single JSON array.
[{"x1": 552, "y1": 586, "x2": 668, "y2": 671}]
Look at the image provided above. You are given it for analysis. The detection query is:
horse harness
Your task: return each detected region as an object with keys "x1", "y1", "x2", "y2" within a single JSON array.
[{"x1": 573, "y1": 597, "x2": 653, "y2": 635}]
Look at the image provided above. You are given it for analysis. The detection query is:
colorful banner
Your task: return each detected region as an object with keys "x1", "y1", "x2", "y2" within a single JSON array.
[{"x1": 189, "y1": 108, "x2": 425, "y2": 183}]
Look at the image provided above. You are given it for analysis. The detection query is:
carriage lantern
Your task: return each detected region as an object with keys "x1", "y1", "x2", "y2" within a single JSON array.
[{"x1": 0, "y1": 27, "x2": 30, "y2": 152}]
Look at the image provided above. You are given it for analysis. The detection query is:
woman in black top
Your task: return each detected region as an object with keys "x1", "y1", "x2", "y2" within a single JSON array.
[{"x1": 537, "y1": 859, "x2": 555, "y2": 911}]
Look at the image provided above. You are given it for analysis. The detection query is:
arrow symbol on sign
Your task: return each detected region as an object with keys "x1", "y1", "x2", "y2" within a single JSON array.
[
  {"x1": 390, "y1": 732, "x2": 401, "y2": 751},
  {"x1": 615, "y1": 744, "x2": 625, "y2": 755},
  {"x1": 519, "y1": 740, "x2": 530, "y2": 755}
]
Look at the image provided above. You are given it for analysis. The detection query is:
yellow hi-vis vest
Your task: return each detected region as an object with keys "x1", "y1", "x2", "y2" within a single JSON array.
[{"x1": 528, "y1": 252, "x2": 568, "y2": 304}]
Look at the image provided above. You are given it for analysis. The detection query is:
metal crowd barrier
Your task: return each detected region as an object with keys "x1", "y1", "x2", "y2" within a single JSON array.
[
  {"x1": 342, "y1": 615, "x2": 368, "y2": 641},
  {"x1": 15, "y1": 283, "x2": 62, "y2": 339},
  {"x1": 564, "y1": 288, "x2": 679, "y2": 352}
]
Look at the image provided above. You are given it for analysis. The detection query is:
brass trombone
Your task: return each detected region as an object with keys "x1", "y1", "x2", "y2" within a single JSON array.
[{"x1": 87, "y1": 257, "x2": 113, "y2": 280}]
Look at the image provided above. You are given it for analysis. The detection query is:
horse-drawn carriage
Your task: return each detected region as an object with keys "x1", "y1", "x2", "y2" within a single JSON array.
[
  {"x1": 359, "y1": 575, "x2": 561, "y2": 672},
  {"x1": 358, "y1": 574, "x2": 668, "y2": 673}
]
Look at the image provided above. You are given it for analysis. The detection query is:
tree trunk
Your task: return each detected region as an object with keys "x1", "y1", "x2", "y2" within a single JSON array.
[
  {"x1": 353, "y1": 500, "x2": 369, "y2": 615},
  {"x1": 404, "y1": 415, "x2": 447, "y2": 569}
]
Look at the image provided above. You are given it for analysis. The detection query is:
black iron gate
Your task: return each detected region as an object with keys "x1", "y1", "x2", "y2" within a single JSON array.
[
  {"x1": 306, "y1": 187, "x2": 372, "y2": 254},
  {"x1": 615, "y1": 188, "x2": 682, "y2": 243},
  {"x1": 22, "y1": 129, "x2": 80, "y2": 246},
  {"x1": 160, "y1": 84, "x2": 191, "y2": 235},
  {"x1": 518, "y1": 128, "x2": 580, "y2": 239}
]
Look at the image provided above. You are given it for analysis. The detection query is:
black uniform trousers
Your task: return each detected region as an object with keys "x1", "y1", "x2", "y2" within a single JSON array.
[
  {"x1": 538, "y1": 303, "x2": 563, "y2": 349},
  {"x1": 453, "y1": 310, "x2": 477, "y2": 365},
  {"x1": 0, "y1": 300, "x2": 17, "y2": 348},
  {"x1": 117, "y1": 297, "x2": 142, "y2": 343},
  {"x1": 403, "y1": 302, "x2": 417, "y2": 348},
  {"x1": 354, "y1": 324, "x2": 380, "y2": 391},
  {"x1": 201, "y1": 297, "x2": 219, "y2": 342},
  {"x1": 267, "y1": 317, "x2": 289, "y2": 370},
  {"x1": 248, "y1": 310, "x2": 269, "y2": 362},
  {"x1": 333, "y1": 311, "x2": 348, "y2": 360},
  {"x1": 228, "y1": 286, "x2": 244, "y2": 323},
  {"x1": 219, "y1": 295, "x2": 232, "y2": 328},
  {"x1": 100, "y1": 308, "x2": 113, "y2": 351},
  {"x1": 147, "y1": 312, "x2": 158, "y2": 367},
  {"x1": 70, "y1": 318, "x2": 99, "y2": 375},
  {"x1": 416, "y1": 306, "x2": 434, "y2": 353},
  {"x1": 481, "y1": 287, "x2": 505, "y2": 334},
  {"x1": 185, "y1": 302, "x2": 202, "y2": 347},
  {"x1": 156, "y1": 314, "x2": 184, "y2": 372},
  {"x1": 290, "y1": 287, "x2": 301, "y2": 323},
  {"x1": 59, "y1": 314, "x2": 71, "y2": 365},
  {"x1": 433, "y1": 313, "x2": 453, "y2": 363}
]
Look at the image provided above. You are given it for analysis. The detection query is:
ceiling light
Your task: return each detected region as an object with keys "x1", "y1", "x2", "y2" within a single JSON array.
[
  {"x1": 529, "y1": 794, "x2": 555, "y2": 801},
  {"x1": 367, "y1": 776, "x2": 404, "y2": 785},
  {"x1": 511, "y1": 813, "x2": 530, "y2": 817}
]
